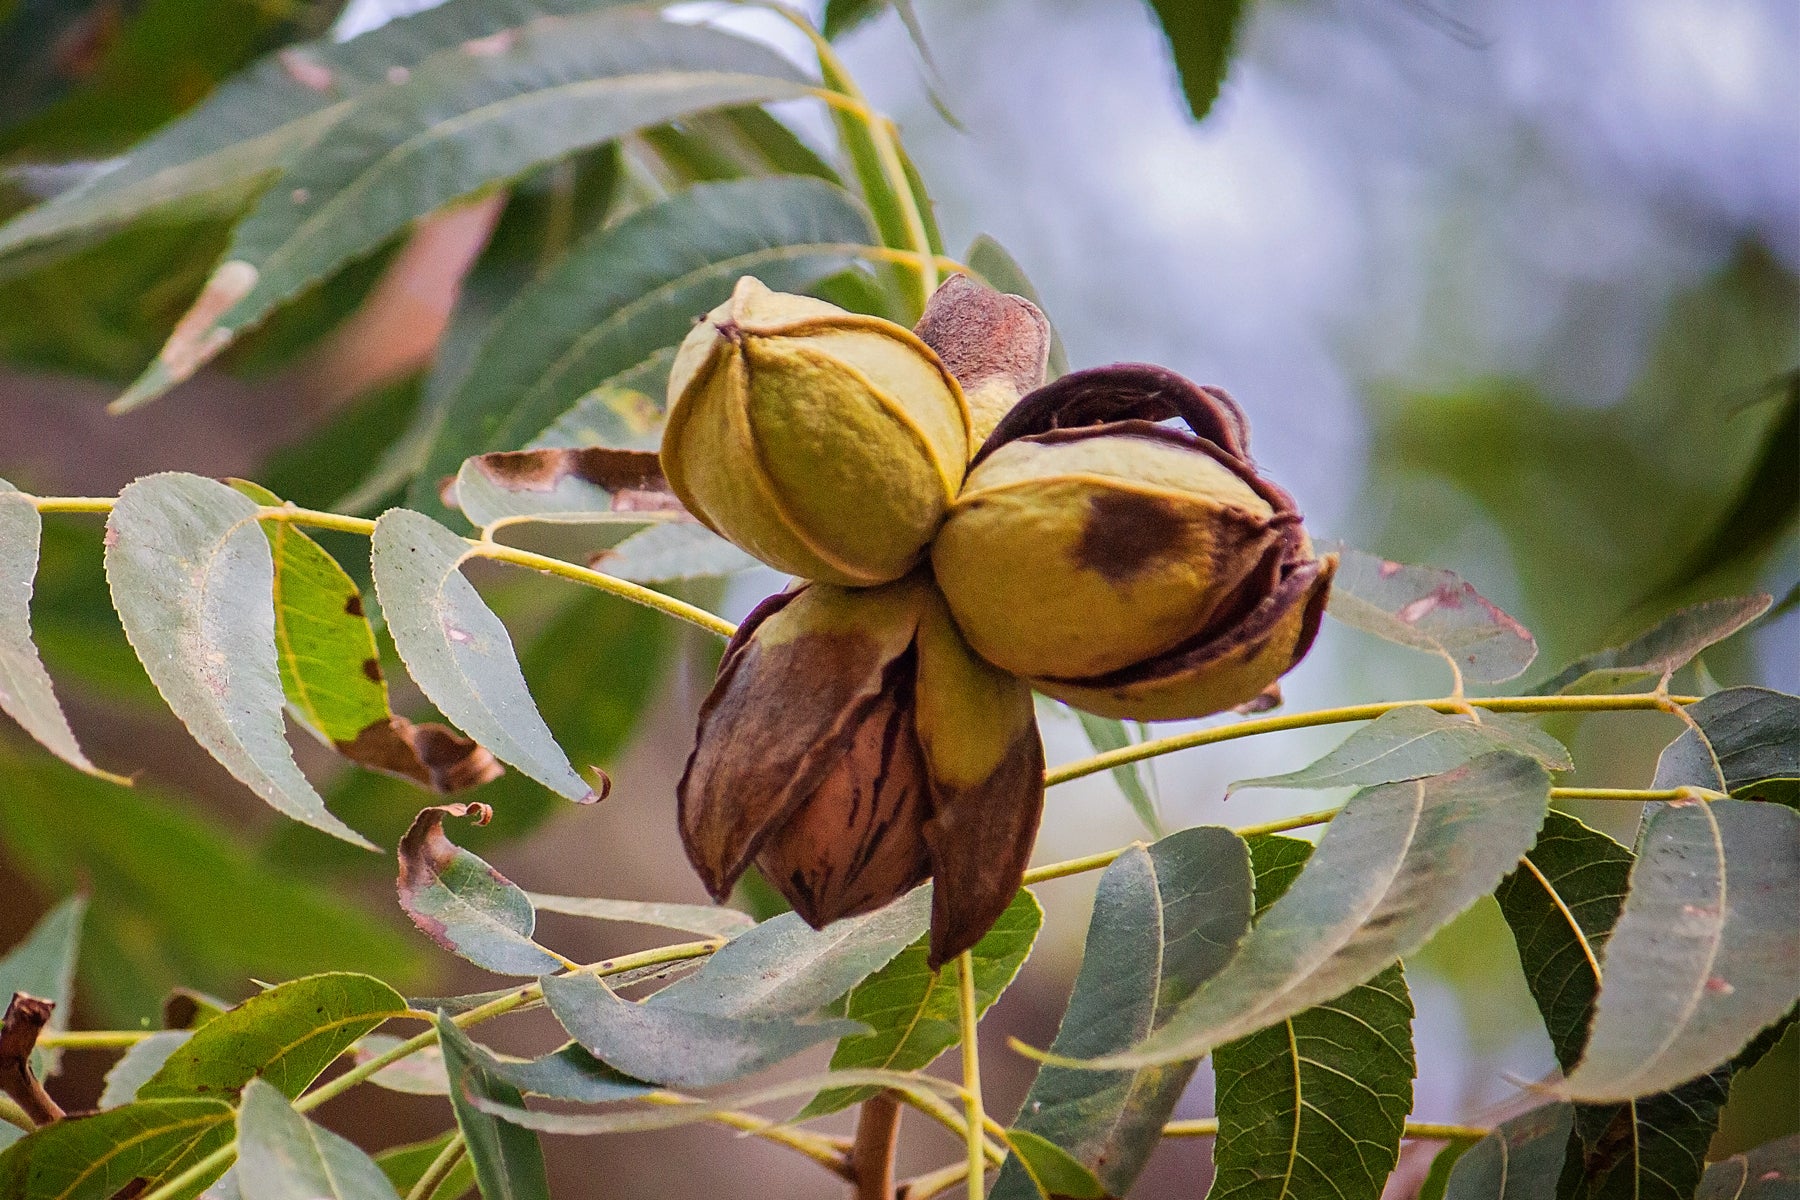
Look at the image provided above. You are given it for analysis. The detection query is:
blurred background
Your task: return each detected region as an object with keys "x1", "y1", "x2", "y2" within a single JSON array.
[{"x1": 0, "y1": 0, "x2": 1794, "y2": 1193}]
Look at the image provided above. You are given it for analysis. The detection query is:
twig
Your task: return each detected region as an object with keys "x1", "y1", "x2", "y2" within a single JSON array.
[
  {"x1": 0, "y1": 994, "x2": 64, "y2": 1126},
  {"x1": 851, "y1": 1092, "x2": 904, "y2": 1199},
  {"x1": 405, "y1": 1132, "x2": 466, "y2": 1200}
]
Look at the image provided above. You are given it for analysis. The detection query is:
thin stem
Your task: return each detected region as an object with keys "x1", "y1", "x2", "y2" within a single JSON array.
[
  {"x1": 263, "y1": 504, "x2": 377, "y2": 537},
  {"x1": 405, "y1": 1133, "x2": 466, "y2": 1200},
  {"x1": 1402, "y1": 1122, "x2": 1493, "y2": 1142},
  {"x1": 1550, "y1": 786, "x2": 1723, "y2": 803},
  {"x1": 898, "y1": 1160, "x2": 970, "y2": 1200},
  {"x1": 34, "y1": 1029, "x2": 158, "y2": 1049},
  {"x1": 1023, "y1": 805, "x2": 1345, "y2": 886},
  {"x1": 1046, "y1": 694, "x2": 1700, "y2": 787},
  {"x1": 1231, "y1": 806, "x2": 1344, "y2": 839},
  {"x1": 28, "y1": 496, "x2": 114, "y2": 514},
  {"x1": 0, "y1": 1094, "x2": 32, "y2": 1133},
  {"x1": 957, "y1": 951, "x2": 986, "y2": 1200},
  {"x1": 1160, "y1": 1118, "x2": 1489, "y2": 1141},
  {"x1": 642, "y1": 1094, "x2": 852, "y2": 1176},
  {"x1": 470, "y1": 541, "x2": 736, "y2": 640}
]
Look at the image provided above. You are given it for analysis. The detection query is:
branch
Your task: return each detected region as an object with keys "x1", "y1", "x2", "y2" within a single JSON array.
[
  {"x1": 0, "y1": 993, "x2": 64, "y2": 1126},
  {"x1": 852, "y1": 1092, "x2": 904, "y2": 1200},
  {"x1": 1045, "y1": 693, "x2": 1701, "y2": 787}
]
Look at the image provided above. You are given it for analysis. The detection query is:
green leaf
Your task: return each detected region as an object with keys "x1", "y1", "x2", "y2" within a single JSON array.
[
  {"x1": 0, "y1": 480, "x2": 120, "y2": 781},
  {"x1": 414, "y1": 175, "x2": 877, "y2": 511},
  {"x1": 800, "y1": 889, "x2": 1041, "y2": 1117},
  {"x1": 1442, "y1": 1103, "x2": 1576, "y2": 1199},
  {"x1": 0, "y1": 739, "x2": 421, "y2": 1027},
  {"x1": 396, "y1": 803, "x2": 567, "y2": 976},
  {"x1": 812, "y1": 52, "x2": 933, "y2": 320},
  {"x1": 1002, "y1": 1129, "x2": 1106, "y2": 1200},
  {"x1": 1076, "y1": 752, "x2": 1550, "y2": 1070},
  {"x1": 1494, "y1": 811, "x2": 1632, "y2": 1071},
  {"x1": 964, "y1": 234, "x2": 1068, "y2": 378},
  {"x1": 525, "y1": 892, "x2": 755, "y2": 939},
  {"x1": 230, "y1": 480, "x2": 503, "y2": 794},
  {"x1": 0, "y1": 0, "x2": 310, "y2": 159},
  {"x1": 99, "y1": 1031, "x2": 191, "y2": 1109},
  {"x1": 1561, "y1": 799, "x2": 1799, "y2": 1102},
  {"x1": 0, "y1": 1097, "x2": 235, "y2": 1200},
  {"x1": 0, "y1": 895, "x2": 83, "y2": 1078},
  {"x1": 588, "y1": 523, "x2": 760, "y2": 583},
  {"x1": 1650, "y1": 373, "x2": 1798, "y2": 602},
  {"x1": 1420, "y1": 1142, "x2": 1477, "y2": 1200},
  {"x1": 1326, "y1": 547, "x2": 1538, "y2": 684},
  {"x1": 370, "y1": 507, "x2": 594, "y2": 801},
  {"x1": 822, "y1": 0, "x2": 891, "y2": 40},
  {"x1": 352, "y1": 1034, "x2": 449, "y2": 1096},
  {"x1": 463, "y1": 1041, "x2": 652, "y2": 1104},
  {"x1": 1653, "y1": 687, "x2": 1799, "y2": 804},
  {"x1": 436, "y1": 1014, "x2": 551, "y2": 1200},
  {"x1": 1074, "y1": 710, "x2": 1162, "y2": 834},
  {"x1": 104, "y1": 473, "x2": 374, "y2": 848},
  {"x1": 1207, "y1": 835, "x2": 1414, "y2": 1200},
  {"x1": 651, "y1": 887, "x2": 930, "y2": 1018},
  {"x1": 1231, "y1": 706, "x2": 1570, "y2": 793},
  {"x1": 541, "y1": 969, "x2": 863, "y2": 1087},
  {"x1": 119, "y1": 11, "x2": 815, "y2": 409},
  {"x1": 993, "y1": 826, "x2": 1253, "y2": 1198},
  {"x1": 236, "y1": 1077, "x2": 404, "y2": 1200},
  {"x1": 376, "y1": 1133, "x2": 476, "y2": 1200},
  {"x1": 525, "y1": 386, "x2": 665, "y2": 454},
  {"x1": 638, "y1": 105, "x2": 839, "y2": 185},
  {"x1": 1144, "y1": 0, "x2": 1249, "y2": 122},
  {"x1": 0, "y1": 0, "x2": 653, "y2": 267},
  {"x1": 1696, "y1": 1132, "x2": 1800, "y2": 1198},
  {"x1": 0, "y1": 216, "x2": 232, "y2": 383},
  {"x1": 140, "y1": 971, "x2": 409, "y2": 1100},
  {"x1": 225, "y1": 480, "x2": 385, "y2": 742},
  {"x1": 280, "y1": 576, "x2": 673, "y2": 861},
  {"x1": 1532, "y1": 595, "x2": 1772, "y2": 695}
]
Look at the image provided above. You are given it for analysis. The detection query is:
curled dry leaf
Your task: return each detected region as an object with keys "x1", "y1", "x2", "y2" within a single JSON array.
[
  {"x1": 336, "y1": 716, "x2": 502, "y2": 794},
  {"x1": 397, "y1": 802, "x2": 568, "y2": 976}
]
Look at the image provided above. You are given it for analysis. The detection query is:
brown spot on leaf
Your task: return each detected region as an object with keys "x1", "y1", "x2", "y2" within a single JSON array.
[
  {"x1": 344, "y1": 594, "x2": 364, "y2": 618},
  {"x1": 361, "y1": 657, "x2": 383, "y2": 683},
  {"x1": 338, "y1": 717, "x2": 503, "y2": 794},
  {"x1": 467, "y1": 447, "x2": 691, "y2": 514}
]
